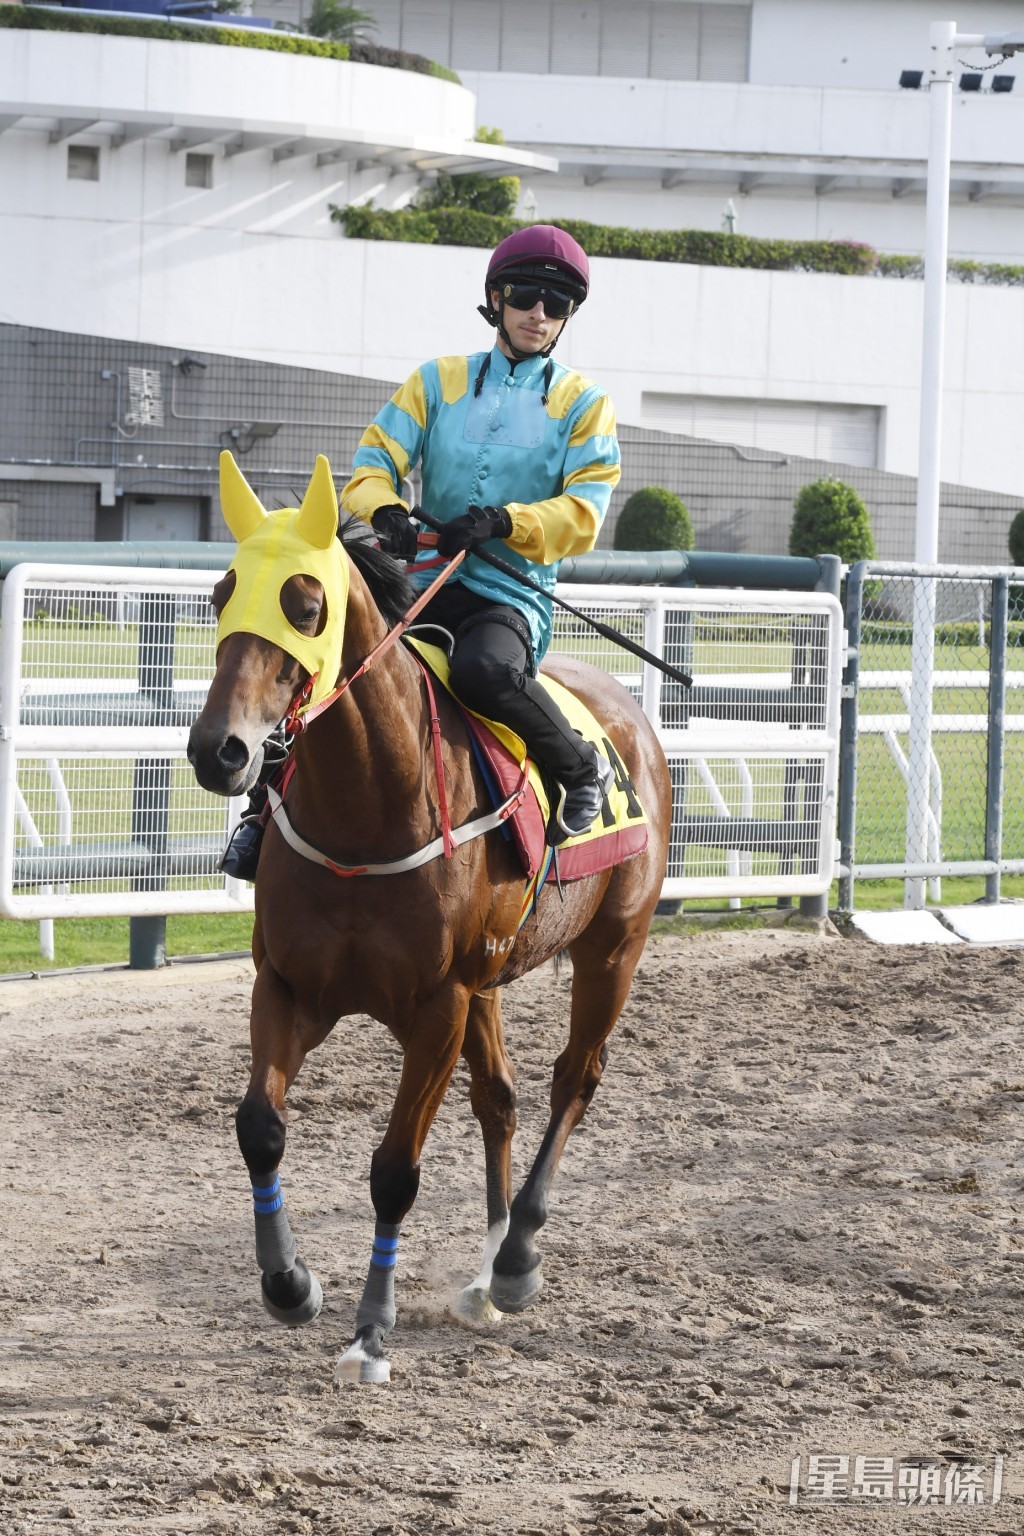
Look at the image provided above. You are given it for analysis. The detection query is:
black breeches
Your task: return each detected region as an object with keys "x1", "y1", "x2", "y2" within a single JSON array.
[{"x1": 413, "y1": 583, "x2": 596, "y2": 786}]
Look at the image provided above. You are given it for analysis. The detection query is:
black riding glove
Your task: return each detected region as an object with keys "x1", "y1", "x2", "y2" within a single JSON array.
[
  {"x1": 437, "y1": 504, "x2": 513, "y2": 558},
  {"x1": 371, "y1": 504, "x2": 419, "y2": 563}
]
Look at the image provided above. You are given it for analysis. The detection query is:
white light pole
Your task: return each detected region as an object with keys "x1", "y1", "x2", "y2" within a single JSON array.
[{"x1": 905, "y1": 21, "x2": 1022, "y2": 909}]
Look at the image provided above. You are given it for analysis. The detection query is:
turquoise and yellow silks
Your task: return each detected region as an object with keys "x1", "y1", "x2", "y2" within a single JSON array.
[
  {"x1": 341, "y1": 345, "x2": 620, "y2": 660},
  {"x1": 216, "y1": 452, "x2": 350, "y2": 715}
]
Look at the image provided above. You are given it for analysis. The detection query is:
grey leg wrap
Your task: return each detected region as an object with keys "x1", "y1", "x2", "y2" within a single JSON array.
[
  {"x1": 254, "y1": 1205, "x2": 298, "y2": 1275},
  {"x1": 354, "y1": 1221, "x2": 401, "y2": 1336}
]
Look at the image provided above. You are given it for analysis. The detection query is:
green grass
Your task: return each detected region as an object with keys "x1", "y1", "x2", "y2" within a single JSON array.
[
  {"x1": 0, "y1": 912, "x2": 254, "y2": 974},
  {"x1": 3, "y1": 616, "x2": 1019, "y2": 972}
]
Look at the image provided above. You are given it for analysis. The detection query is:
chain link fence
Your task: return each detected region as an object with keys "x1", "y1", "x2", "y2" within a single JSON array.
[{"x1": 839, "y1": 562, "x2": 1024, "y2": 910}]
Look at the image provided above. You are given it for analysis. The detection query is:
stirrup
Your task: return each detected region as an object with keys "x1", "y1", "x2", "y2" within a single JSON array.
[
  {"x1": 553, "y1": 754, "x2": 614, "y2": 842},
  {"x1": 220, "y1": 816, "x2": 265, "y2": 881},
  {"x1": 219, "y1": 726, "x2": 292, "y2": 881}
]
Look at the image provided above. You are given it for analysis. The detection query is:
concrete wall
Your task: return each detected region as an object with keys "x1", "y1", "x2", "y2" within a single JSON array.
[
  {"x1": 5, "y1": 201, "x2": 1024, "y2": 502},
  {"x1": 3, "y1": 25, "x2": 1024, "y2": 507},
  {"x1": 463, "y1": 70, "x2": 1024, "y2": 260},
  {"x1": 3, "y1": 322, "x2": 1019, "y2": 567},
  {"x1": 749, "y1": 0, "x2": 1023, "y2": 90}
]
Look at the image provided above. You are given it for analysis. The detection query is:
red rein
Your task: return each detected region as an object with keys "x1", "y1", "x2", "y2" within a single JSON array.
[{"x1": 280, "y1": 543, "x2": 467, "y2": 857}]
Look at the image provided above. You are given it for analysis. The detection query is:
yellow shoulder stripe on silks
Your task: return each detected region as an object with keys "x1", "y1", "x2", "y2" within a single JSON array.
[
  {"x1": 545, "y1": 369, "x2": 596, "y2": 421},
  {"x1": 569, "y1": 391, "x2": 617, "y2": 446},
  {"x1": 390, "y1": 370, "x2": 428, "y2": 430},
  {"x1": 406, "y1": 638, "x2": 648, "y2": 846},
  {"x1": 436, "y1": 356, "x2": 469, "y2": 405}
]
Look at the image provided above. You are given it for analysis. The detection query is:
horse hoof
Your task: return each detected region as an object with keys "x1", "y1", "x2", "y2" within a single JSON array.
[
  {"x1": 455, "y1": 1284, "x2": 504, "y2": 1325},
  {"x1": 334, "y1": 1340, "x2": 391, "y2": 1386},
  {"x1": 260, "y1": 1259, "x2": 323, "y2": 1327},
  {"x1": 489, "y1": 1263, "x2": 543, "y2": 1315}
]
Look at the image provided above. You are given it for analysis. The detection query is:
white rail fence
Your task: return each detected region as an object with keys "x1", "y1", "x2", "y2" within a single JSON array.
[{"x1": 0, "y1": 566, "x2": 844, "y2": 936}]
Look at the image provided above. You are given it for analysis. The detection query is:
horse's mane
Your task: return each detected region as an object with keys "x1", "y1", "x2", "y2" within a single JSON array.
[{"x1": 339, "y1": 516, "x2": 415, "y2": 628}]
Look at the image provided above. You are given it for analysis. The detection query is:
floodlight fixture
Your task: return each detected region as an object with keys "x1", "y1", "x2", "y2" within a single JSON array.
[
  {"x1": 983, "y1": 31, "x2": 1024, "y2": 57},
  {"x1": 992, "y1": 73, "x2": 1016, "y2": 92},
  {"x1": 959, "y1": 72, "x2": 983, "y2": 90},
  {"x1": 899, "y1": 69, "x2": 923, "y2": 88}
]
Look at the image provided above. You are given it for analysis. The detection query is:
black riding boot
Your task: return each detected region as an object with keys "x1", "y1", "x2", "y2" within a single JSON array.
[
  {"x1": 552, "y1": 742, "x2": 616, "y2": 841},
  {"x1": 220, "y1": 726, "x2": 292, "y2": 881},
  {"x1": 428, "y1": 593, "x2": 616, "y2": 844}
]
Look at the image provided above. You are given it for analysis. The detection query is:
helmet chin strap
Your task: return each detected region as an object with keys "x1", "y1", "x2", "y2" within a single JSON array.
[{"x1": 478, "y1": 302, "x2": 568, "y2": 361}]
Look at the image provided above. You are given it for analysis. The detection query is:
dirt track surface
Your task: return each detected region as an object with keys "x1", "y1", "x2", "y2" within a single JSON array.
[{"x1": 2, "y1": 925, "x2": 1024, "y2": 1536}]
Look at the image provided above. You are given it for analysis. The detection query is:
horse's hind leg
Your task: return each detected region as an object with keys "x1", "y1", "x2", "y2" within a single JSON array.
[
  {"x1": 456, "y1": 988, "x2": 517, "y2": 1323},
  {"x1": 490, "y1": 926, "x2": 647, "y2": 1314},
  {"x1": 235, "y1": 961, "x2": 331, "y2": 1327}
]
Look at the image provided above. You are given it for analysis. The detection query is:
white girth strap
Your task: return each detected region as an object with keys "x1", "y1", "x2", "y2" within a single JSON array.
[{"x1": 264, "y1": 782, "x2": 526, "y2": 878}]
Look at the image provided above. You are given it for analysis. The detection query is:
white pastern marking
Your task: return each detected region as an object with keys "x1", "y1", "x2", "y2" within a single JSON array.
[
  {"x1": 334, "y1": 1340, "x2": 390, "y2": 1385},
  {"x1": 470, "y1": 1217, "x2": 510, "y2": 1294}
]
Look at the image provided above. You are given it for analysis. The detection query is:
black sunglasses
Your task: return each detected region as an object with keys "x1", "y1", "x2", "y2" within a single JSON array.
[{"x1": 500, "y1": 282, "x2": 576, "y2": 319}]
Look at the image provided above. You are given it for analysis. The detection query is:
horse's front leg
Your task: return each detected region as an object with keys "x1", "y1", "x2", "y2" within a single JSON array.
[
  {"x1": 456, "y1": 987, "x2": 516, "y2": 1323},
  {"x1": 335, "y1": 988, "x2": 470, "y2": 1386},
  {"x1": 235, "y1": 959, "x2": 332, "y2": 1327}
]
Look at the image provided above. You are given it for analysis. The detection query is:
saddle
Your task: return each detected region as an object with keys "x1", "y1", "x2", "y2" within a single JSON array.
[{"x1": 405, "y1": 638, "x2": 649, "y2": 887}]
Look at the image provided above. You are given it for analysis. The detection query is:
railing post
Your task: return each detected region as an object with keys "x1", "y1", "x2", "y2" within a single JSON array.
[
  {"x1": 130, "y1": 592, "x2": 175, "y2": 968},
  {"x1": 985, "y1": 573, "x2": 1008, "y2": 904},
  {"x1": 658, "y1": 599, "x2": 694, "y2": 914},
  {"x1": 797, "y1": 554, "x2": 842, "y2": 920},
  {"x1": 837, "y1": 562, "x2": 865, "y2": 913}
]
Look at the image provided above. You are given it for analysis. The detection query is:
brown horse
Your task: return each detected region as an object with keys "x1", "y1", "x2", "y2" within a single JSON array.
[{"x1": 187, "y1": 453, "x2": 672, "y2": 1383}]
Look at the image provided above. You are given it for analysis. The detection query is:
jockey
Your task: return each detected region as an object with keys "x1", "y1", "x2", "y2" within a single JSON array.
[{"x1": 221, "y1": 225, "x2": 619, "y2": 881}]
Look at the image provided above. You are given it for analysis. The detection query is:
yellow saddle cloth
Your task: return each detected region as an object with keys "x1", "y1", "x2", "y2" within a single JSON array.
[{"x1": 406, "y1": 638, "x2": 648, "y2": 879}]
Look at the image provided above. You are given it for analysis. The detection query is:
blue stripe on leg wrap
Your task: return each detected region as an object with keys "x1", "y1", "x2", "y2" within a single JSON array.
[
  {"x1": 371, "y1": 1232, "x2": 399, "y2": 1269},
  {"x1": 356, "y1": 1222, "x2": 401, "y2": 1333},
  {"x1": 250, "y1": 1172, "x2": 297, "y2": 1275},
  {"x1": 251, "y1": 1173, "x2": 283, "y2": 1215}
]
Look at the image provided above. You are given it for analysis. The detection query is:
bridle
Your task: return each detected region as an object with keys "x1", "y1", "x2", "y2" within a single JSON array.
[
  {"x1": 262, "y1": 544, "x2": 528, "y2": 878},
  {"x1": 282, "y1": 546, "x2": 467, "y2": 737}
]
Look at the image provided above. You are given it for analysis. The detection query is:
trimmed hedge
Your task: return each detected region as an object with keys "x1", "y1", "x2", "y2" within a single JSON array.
[
  {"x1": 333, "y1": 205, "x2": 881, "y2": 276},
  {"x1": 1, "y1": 8, "x2": 460, "y2": 78},
  {"x1": 878, "y1": 252, "x2": 1024, "y2": 286},
  {"x1": 861, "y1": 620, "x2": 1024, "y2": 647},
  {"x1": 348, "y1": 38, "x2": 459, "y2": 82},
  {"x1": 334, "y1": 205, "x2": 1024, "y2": 287}
]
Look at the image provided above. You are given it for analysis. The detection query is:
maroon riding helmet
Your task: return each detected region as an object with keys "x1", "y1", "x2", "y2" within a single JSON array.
[{"x1": 479, "y1": 225, "x2": 590, "y2": 357}]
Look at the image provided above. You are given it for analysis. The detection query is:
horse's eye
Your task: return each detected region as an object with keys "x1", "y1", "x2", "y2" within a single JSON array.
[{"x1": 280, "y1": 577, "x2": 325, "y2": 634}]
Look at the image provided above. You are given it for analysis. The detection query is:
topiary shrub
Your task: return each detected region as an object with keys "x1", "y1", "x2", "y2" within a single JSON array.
[
  {"x1": 1009, "y1": 509, "x2": 1024, "y2": 566},
  {"x1": 613, "y1": 487, "x2": 694, "y2": 552},
  {"x1": 1008, "y1": 509, "x2": 1024, "y2": 620},
  {"x1": 789, "y1": 477, "x2": 876, "y2": 564}
]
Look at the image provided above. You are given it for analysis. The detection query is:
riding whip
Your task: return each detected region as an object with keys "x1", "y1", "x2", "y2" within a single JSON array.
[{"x1": 411, "y1": 508, "x2": 693, "y2": 689}]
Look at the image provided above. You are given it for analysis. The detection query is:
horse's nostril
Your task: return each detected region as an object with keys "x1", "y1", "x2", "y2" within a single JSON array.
[{"x1": 217, "y1": 737, "x2": 251, "y2": 776}]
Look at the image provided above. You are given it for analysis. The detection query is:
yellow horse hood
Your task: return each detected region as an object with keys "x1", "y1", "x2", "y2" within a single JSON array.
[{"x1": 216, "y1": 451, "x2": 350, "y2": 713}]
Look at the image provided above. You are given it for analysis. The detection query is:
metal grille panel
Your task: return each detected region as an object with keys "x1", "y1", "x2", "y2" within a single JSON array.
[
  {"x1": 841, "y1": 563, "x2": 1024, "y2": 902},
  {"x1": 0, "y1": 567, "x2": 842, "y2": 917}
]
